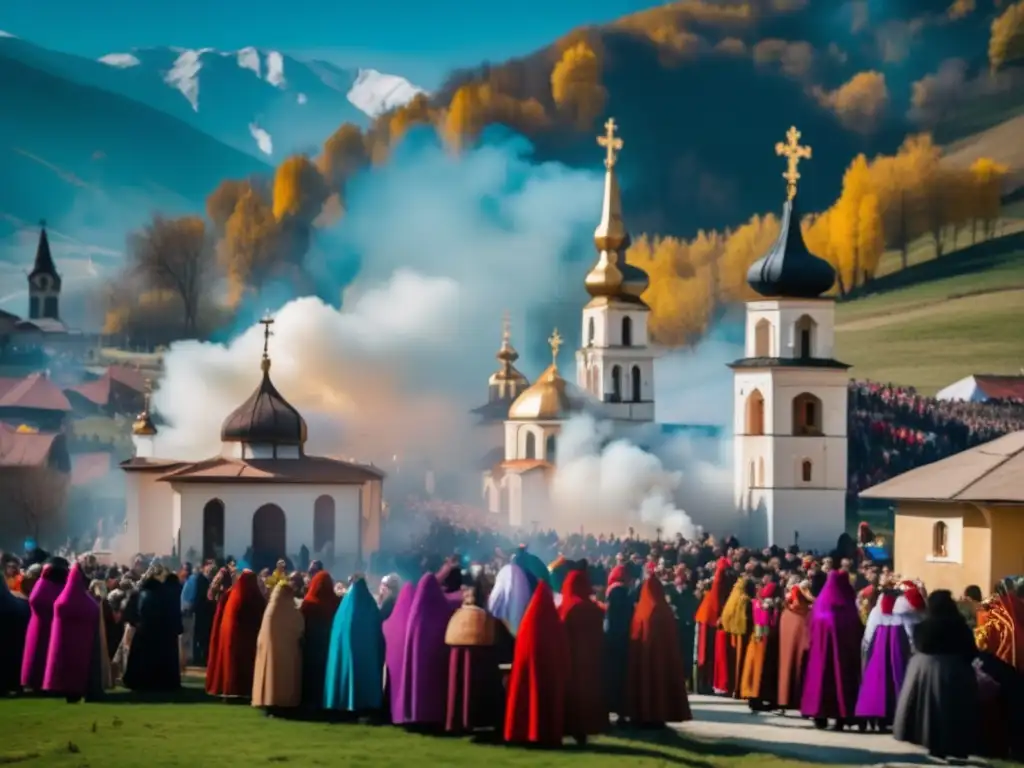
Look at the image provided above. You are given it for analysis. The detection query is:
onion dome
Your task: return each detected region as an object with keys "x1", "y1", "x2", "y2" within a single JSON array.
[
  {"x1": 488, "y1": 312, "x2": 529, "y2": 393},
  {"x1": 619, "y1": 261, "x2": 650, "y2": 300},
  {"x1": 132, "y1": 405, "x2": 157, "y2": 437},
  {"x1": 508, "y1": 328, "x2": 573, "y2": 421},
  {"x1": 746, "y1": 195, "x2": 836, "y2": 299},
  {"x1": 585, "y1": 118, "x2": 627, "y2": 298}
]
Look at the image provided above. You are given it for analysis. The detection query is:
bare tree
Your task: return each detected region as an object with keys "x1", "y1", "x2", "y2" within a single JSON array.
[
  {"x1": 128, "y1": 215, "x2": 214, "y2": 337},
  {"x1": 0, "y1": 467, "x2": 69, "y2": 545}
]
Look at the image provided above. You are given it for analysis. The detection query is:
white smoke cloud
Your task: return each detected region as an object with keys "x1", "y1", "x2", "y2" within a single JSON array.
[{"x1": 155, "y1": 129, "x2": 741, "y2": 535}]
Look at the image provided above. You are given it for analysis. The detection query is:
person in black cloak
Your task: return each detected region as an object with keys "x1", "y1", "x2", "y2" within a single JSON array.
[
  {"x1": 0, "y1": 576, "x2": 30, "y2": 693},
  {"x1": 604, "y1": 565, "x2": 634, "y2": 723},
  {"x1": 893, "y1": 590, "x2": 978, "y2": 760},
  {"x1": 122, "y1": 568, "x2": 182, "y2": 692}
]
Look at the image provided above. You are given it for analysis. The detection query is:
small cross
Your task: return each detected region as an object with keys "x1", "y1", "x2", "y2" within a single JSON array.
[
  {"x1": 501, "y1": 310, "x2": 511, "y2": 345},
  {"x1": 775, "y1": 125, "x2": 812, "y2": 201},
  {"x1": 548, "y1": 328, "x2": 563, "y2": 365},
  {"x1": 259, "y1": 312, "x2": 275, "y2": 358},
  {"x1": 597, "y1": 118, "x2": 624, "y2": 170}
]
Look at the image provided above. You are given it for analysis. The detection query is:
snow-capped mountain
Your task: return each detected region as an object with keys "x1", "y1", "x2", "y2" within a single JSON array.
[{"x1": 92, "y1": 46, "x2": 426, "y2": 158}]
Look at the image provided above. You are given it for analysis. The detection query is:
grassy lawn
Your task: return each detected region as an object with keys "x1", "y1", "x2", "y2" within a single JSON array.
[{"x1": 0, "y1": 685, "x2": 825, "y2": 768}]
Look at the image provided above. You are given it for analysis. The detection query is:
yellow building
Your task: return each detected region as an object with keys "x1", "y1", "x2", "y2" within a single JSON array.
[{"x1": 860, "y1": 430, "x2": 1024, "y2": 597}]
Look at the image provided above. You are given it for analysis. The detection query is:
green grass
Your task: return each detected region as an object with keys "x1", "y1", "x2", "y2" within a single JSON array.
[{"x1": 0, "y1": 684, "x2": 822, "y2": 768}]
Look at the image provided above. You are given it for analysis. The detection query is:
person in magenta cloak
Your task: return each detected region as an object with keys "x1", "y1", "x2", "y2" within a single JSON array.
[
  {"x1": 43, "y1": 561, "x2": 100, "y2": 702},
  {"x1": 324, "y1": 577, "x2": 385, "y2": 715},
  {"x1": 800, "y1": 569, "x2": 864, "y2": 731},
  {"x1": 855, "y1": 585, "x2": 925, "y2": 731},
  {"x1": 398, "y1": 573, "x2": 457, "y2": 729},
  {"x1": 436, "y1": 562, "x2": 466, "y2": 610},
  {"x1": 21, "y1": 557, "x2": 69, "y2": 692},
  {"x1": 0, "y1": 576, "x2": 30, "y2": 694},
  {"x1": 382, "y1": 581, "x2": 415, "y2": 724}
]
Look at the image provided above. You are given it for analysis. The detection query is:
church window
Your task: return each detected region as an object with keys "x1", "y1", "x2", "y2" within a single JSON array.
[
  {"x1": 252, "y1": 503, "x2": 287, "y2": 562},
  {"x1": 792, "y1": 393, "x2": 822, "y2": 436},
  {"x1": 757, "y1": 457, "x2": 765, "y2": 485},
  {"x1": 754, "y1": 319, "x2": 772, "y2": 357},
  {"x1": 745, "y1": 390, "x2": 765, "y2": 435},
  {"x1": 622, "y1": 316, "x2": 633, "y2": 347},
  {"x1": 795, "y1": 315, "x2": 817, "y2": 359},
  {"x1": 801, "y1": 459, "x2": 813, "y2": 482},
  {"x1": 748, "y1": 461, "x2": 756, "y2": 488},
  {"x1": 545, "y1": 435, "x2": 556, "y2": 461},
  {"x1": 524, "y1": 431, "x2": 537, "y2": 459},
  {"x1": 43, "y1": 296, "x2": 58, "y2": 319},
  {"x1": 202, "y1": 499, "x2": 225, "y2": 562},
  {"x1": 631, "y1": 365, "x2": 642, "y2": 402},
  {"x1": 932, "y1": 521, "x2": 948, "y2": 558},
  {"x1": 313, "y1": 495, "x2": 335, "y2": 555},
  {"x1": 588, "y1": 317, "x2": 595, "y2": 346},
  {"x1": 29, "y1": 296, "x2": 39, "y2": 319},
  {"x1": 611, "y1": 365, "x2": 622, "y2": 402}
]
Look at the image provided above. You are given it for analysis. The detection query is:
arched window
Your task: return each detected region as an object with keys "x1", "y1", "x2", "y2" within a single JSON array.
[
  {"x1": 631, "y1": 365, "x2": 642, "y2": 403},
  {"x1": 587, "y1": 317, "x2": 596, "y2": 345},
  {"x1": 748, "y1": 461, "x2": 756, "y2": 487},
  {"x1": 313, "y1": 495, "x2": 335, "y2": 554},
  {"x1": 795, "y1": 314, "x2": 817, "y2": 359},
  {"x1": 202, "y1": 498, "x2": 225, "y2": 562},
  {"x1": 932, "y1": 521, "x2": 948, "y2": 558},
  {"x1": 545, "y1": 435, "x2": 556, "y2": 461},
  {"x1": 745, "y1": 390, "x2": 765, "y2": 435},
  {"x1": 524, "y1": 431, "x2": 537, "y2": 459},
  {"x1": 754, "y1": 319, "x2": 772, "y2": 357},
  {"x1": 499, "y1": 483, "x2": 510, "y2": 515},
  {"x1": 611, "y1": 365, "x2": 622, "y2": 402},
  {"x1": 792, "y1": 392, "x2": 823, "y2": 436},
  {"x1": 622, "y1": 316, "x2": 633, "y2": 347},
  {"x1": 801, "y1": 459, "x2": 813, "y2": 482},
  {"x1": 252, "y1": 503, "x2": 287, "y2": 562},
  {"x1": 757, "y1": 457, "x2": 765, "y2": 486}
]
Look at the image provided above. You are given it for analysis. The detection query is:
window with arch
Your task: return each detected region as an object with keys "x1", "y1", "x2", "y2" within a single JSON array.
[
  {"x1": 202, "y1": 498, "x2": 225, "y2": 562},
  {"x1": 587, "y1": 317, "x2": 596, "y2": 346},
  {"x1": 754, "y1": 318, "x2": 772, "y2": 357},
  {"x1": 313, "y1": 495, "x2": 335, "y2": 554},
  {"x1": 795, "y1": 314, "x2": 817, "y2": 359},
  {"x1": 524, "y1": 431, "x2": 537, "y2": 459},
  {"x1": 631, "y1": 365, "x2": 642, "y2": 403},
  {"x1": 748, "y1": 461, "x2": 756, "y2": 488},
  {"x1": 611, "y1": 365, "x2": 622, "y2": 402},
  {"x1": 757, "y1": 457, "x2": 765, "y2": 486},
  {"x1": 545, "y1": 435, "x2": 556, "y2": 461},
  {"x1": 745, "y1": 390, "x2": 765, "y2": 435},
  {"x1": 622, "y1": 316, "x2": 633, "y2": 347},
  {"x1": 932, "y1": 521, "x2": 948, "y2": 558},
  {"x1": 792, "y1": 392, "x2": 823, "y2": 436},
  {"x1": 801, "y1": 459, "x2": 813, "y2": 482}
]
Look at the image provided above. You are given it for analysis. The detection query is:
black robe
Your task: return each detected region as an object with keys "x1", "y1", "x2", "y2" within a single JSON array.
[
  {"x1": 123, "y1": 579, "x2": 182, "y2": 692},
  {"x1": 603, "y1": 584, "x2": 634, "y2": 718},
  {"x1": 190, "y1": 573, "x2": 213, "y2": 666},
  {"x1": 301, "y1": 610, "x2": 334, "y2": 709},
  {"x1": 0, "y1": 586, "x2": 29, "y2": 693}
]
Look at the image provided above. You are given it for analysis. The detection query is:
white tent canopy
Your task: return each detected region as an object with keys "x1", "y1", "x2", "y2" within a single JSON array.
[{"x1": 936, "y1": 374, "x2": 1024, "y2": 403}]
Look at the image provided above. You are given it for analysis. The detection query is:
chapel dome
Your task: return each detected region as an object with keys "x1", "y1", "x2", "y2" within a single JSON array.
[
  {"x1": 221, "y1": 358, "x2": 307, "y2": 446},
  {"x1": 618, "y1": 261, "x2": 650, "y2": 301},
  {"x1": 746, "y1": 195, "x2": 836, "y2": 299},
  {"x1": 132, "y1": 409, "x2": 157, "y2": 437},
  {"x1": 507, "y1": 364, "x2": 573, "y2": 421}
]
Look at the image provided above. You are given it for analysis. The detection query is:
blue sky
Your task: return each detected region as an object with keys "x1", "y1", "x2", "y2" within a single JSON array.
[{"x1": 1, "y1": 0, "x2": 656, "y2": 87}]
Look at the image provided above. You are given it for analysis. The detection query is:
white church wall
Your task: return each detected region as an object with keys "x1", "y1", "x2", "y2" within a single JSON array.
[
  {"x1": 745, "y1": 300, "x2": 836, "y2": 360},
  {"x1": 125, "y1": 471, "x2": 178, "y2": 557},
  {"x1": 753, "y1": 488, "x2": 846, "y2": 553},
  {"x1": 172, "y1": 483, "x2": 362, "y2": 563},
  {"x1": 581, "y1": 304, "x2": 650, "y2": 348}
]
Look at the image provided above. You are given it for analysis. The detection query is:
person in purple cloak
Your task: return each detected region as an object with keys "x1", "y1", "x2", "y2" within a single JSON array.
[
  {"x1": 800, "y1": 569, "x2": 863, "y2": 731},
  {"x1": 382, "y1": 582, "x2": 415, "y2": 724},
  {"x1": 43, "y1": 561, "x2": 101, "y2": 703},
  {"x1": 21, "y1": 558, "x2": 69, "y2": 692},
  {"x1": 400, "y1": 573, "x2": 457, "y2": 729}
]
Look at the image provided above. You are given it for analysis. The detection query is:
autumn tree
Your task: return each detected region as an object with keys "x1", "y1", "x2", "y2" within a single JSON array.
[
  {"x1": 443, "y1": 84, "x2": 484, "y2": 152},
  {"x1": 206, "y1": 179, "x2": 251, "y2": 232},
  {"x1": 814, "y1": 71, "x2": 890, "y2": 133},
  {"x1": 319, "y1": 123, "x2": 369, "y2": 189},
  {"x1": 856, "y1": 193, "x2": 885, "y2": 281},
  {"x1": 222, "y1": 187, "x2": 279, "y2": 303},
  {"x1": 273, "y1": 154, "x2": 329, "y2": 223},
  {"x1": 832, "y1": 154, "x2": 873, "y2": 289},
  {"x1": 947, "y1": 0, "x2": 975, "y2": 19},
  {"x1": 126, "y1": 214, "x2": 214, "y2": 336},
  {"x1": 551, "y1": 40, "x2": 608, "y2": 130},
  {"x1": 989, "y1": 0, "x2": 1024, "y2": 72},
  {"x1": 969, "y1": 157, "x2": 1009, "y2": 239}
]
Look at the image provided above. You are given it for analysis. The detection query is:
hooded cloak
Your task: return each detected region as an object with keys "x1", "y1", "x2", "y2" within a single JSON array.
[
  {"x1": 487, "y1": 564, "x2": 532, "y2": 638},
  {"x1": 559, "y1": 569, "x2": 607, "y2": 740},
  {"x1": 43, "y1": 562, "x2": 99, "y2": 698},
  {"x1": 716, "y1": 576, "x2": 753, "y2": 697},
  {"x1": 21, "y1": 561, "x2": 68, "y2": 690},
  {"x1": 206, "y1": 570, "x2": 266, "y2": 697},
  {"x1": 123, "y1": 575, "x2": 181, "y2": 692},
  {"x1": 382, "y1": 582, "x2": 415, "y2": 723},
  {"x1": 399, "y1": 573, "x2": 457, "y2": 727},
  {"x1": 324, "y1": 579, "x2": 384, "y2": 713},
  {"x1": 740, "y1": 581, "x2": 780, "y2": 706},
  {"x1": 252, "y1": 583, "x2": 304, "y2": 709},
  {"x1": 855, "y1": 589, "x2": 921, "y2": 722},
  {"x1": 300, "y1": 570, "x2": 340, "y2": 709},
  {"x1": 603, "y1": 578, "x2": 634, "y2": 718},
  {"x1": 0, "y1": 576, "x2": 29, "y2": 693},
  {"x1": 800, "y1": 571, "x2": 863, "y2": 721},
  {"x1": 776, "y1": 583, "x2": 813, "y2": 709},
  {"x1": 693, "y1": 557, "x2": 729, "y2": 694}
]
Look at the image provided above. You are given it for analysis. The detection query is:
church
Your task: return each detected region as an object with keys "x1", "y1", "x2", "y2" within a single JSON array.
[{"x1": 119, "y1": 318, "x2": 385, "y2": 571}]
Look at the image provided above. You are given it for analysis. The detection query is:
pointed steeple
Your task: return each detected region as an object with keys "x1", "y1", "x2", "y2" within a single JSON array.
[
  {"x1": 132, "y1": 380, "x2": 158, "y2": 437},
  {"x1": 488, "y1": 311, "x2": 528, "y2": 400},
  {"x1": 29, "y1": 221, "x2": 61, "y2": 284}
]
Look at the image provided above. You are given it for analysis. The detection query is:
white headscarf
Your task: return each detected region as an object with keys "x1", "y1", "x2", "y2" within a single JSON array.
[{"x1": 486, "y1": 563, "x2": 532, "y2": 637}]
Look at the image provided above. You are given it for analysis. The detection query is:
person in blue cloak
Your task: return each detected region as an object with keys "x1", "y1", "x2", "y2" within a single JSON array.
[{"x1": 324, "y1": 577, "x2": 385, "y2": 717}]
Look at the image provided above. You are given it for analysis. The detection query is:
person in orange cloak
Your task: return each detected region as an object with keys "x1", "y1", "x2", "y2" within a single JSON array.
[
  {"x1": 205, "y1": 570, "x2": 266, "y2": 698},
  {"x1": 627, "y1": 577, "x2": 692, "y2": 726},
  {"x1": 504, "y1": 580, "x2": 570, "y2": 746},
  {"x1": 559, "y1": 567, "x2": 607, "y2": 743},
  {"x1": 693, "y1": 558, "x2": 730, "y2": 694}
]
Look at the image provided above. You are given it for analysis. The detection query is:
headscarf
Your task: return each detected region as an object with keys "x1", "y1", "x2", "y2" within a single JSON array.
[
  {"x1": 719, "y1": 576, "x2": 751, "y2": 636},
  {"x1": 487, "y1": 563, "x2": 533, "y2": 637},
  {"x1": 694, "y1": 557, "x2": 730, "y2": 626},
  {"x1": 607, "y1": 565, "x2": 629, "y2": 588},
  {"x1": 301, "y1": 570, "x2": 340, "y2": 622}
]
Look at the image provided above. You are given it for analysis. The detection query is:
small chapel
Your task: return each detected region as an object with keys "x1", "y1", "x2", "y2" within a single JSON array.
[
  {"x1": 119, "y1": 317, "x2": 385, "y2": 570},
  {"x1": 730, "y1": 126, "x2": 850, "y2": 552}
]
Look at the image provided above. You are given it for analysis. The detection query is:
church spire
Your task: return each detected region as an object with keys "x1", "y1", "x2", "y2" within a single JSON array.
[
  {"x1": 488, "y1": 311, "x2": 528, "y2": 400},
  {"x1": 132, "y1": 378, "x2": 158, "y2": 437},
  {"x1": 29, "y1": 220, "x2": 60, "y2": 282},
  {"x1": 585, "y1": 118, "x2": 626, "y2": 298}
]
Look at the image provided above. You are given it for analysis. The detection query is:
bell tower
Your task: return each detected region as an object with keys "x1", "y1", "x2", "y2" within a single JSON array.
[
  {"x1": 731, "y1": 126, "x2": 850, "y2": 552},
  {"x1": 28, "y1": 222, "x2": 62, "y2": 321}
]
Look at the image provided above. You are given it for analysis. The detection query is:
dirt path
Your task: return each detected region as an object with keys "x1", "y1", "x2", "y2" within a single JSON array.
[{"x1": 836, "y1": 287, "x2": 1024, "y2": 332}]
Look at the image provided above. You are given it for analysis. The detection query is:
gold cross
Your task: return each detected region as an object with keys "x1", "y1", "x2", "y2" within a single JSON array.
[
  {"x1": 259, "y1": 312, "x2": 275, "y2": 358},
  {"x1": 775, "y1": 125, "x2": 812, "y2": 201},
  {"x1": 501, "y1": 310, "x2": 511, "y2": 345},
  {"x1": 548, "y1": 328, "x2": 563, "y2": 365},
  {"x1": 597, "y1": 118, "x2": 623, "y2": 169}
]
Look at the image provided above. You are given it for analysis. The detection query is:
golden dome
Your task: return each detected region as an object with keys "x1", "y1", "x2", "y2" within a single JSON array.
[
  {"x1": 507, "y1": 364, "x2": 572, "y2": 421},
  {"x1": 619, "y1": 261, "x2": 650, "y2": 300},
  {"x1": 490, "y1": 312, "x2": 529, "y2": 388},
  {"x1": 132, "y1": 410, "x2": 157, "y2": 437}
]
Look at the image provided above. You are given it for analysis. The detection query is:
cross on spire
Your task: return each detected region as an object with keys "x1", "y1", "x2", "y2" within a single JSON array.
[
  {"x1": 548, "y1": 328, "x2": 563, "y2": 366},
  {"x1": 775, "y1": 125, "x2": 812, "y2": 201},
  {"x1": 501, "y1": 310, "x2": 511, "y2": 345},
  {"x1": 259, "y1": 312, "x2": 275, "y2": 360},
  {"x1": 597, "y1": 118, "x2": 623, "y2": 170}
]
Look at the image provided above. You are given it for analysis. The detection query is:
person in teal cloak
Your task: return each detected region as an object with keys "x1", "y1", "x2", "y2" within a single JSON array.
[
  {"x1": 511, "y1": 545, "x2": 549, "y2": 588},
  {"x1": 669, "y1": 578, "x2": 699, "y2": 684},
  {"x1": 324, "y1": 577, "x2": 385, "y2": 715}
]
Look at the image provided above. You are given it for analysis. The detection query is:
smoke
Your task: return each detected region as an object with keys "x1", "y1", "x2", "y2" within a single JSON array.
[{"x1": 155, "y1": 127, "x2": 740, "y2": 536}]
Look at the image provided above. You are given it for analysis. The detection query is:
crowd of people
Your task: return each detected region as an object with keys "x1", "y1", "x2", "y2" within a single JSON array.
[{"x1": 2, "y1": 529, "x2": 1023, "y2": 761}]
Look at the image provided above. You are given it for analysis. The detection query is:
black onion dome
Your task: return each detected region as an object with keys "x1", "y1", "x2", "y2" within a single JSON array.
[
  {"x1": 747, "y1": 196, "x2": 836, "y2": 299},
  {"x1": 220, "y1": 362, "x2": 307, "y2": 446}
]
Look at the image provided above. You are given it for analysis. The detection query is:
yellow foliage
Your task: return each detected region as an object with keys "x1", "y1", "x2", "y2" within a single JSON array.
[
  {"x1": 223, "y1": 188, "x2": 279, "y2": 301},
  {"x1": 989, "y1": 0, "x2": 1024, "y2": 71},
  {"x1": 856, "y1": 193, "x2": 884, "y2": 280},
  {"x1": 947, "y1": 0, "x2": 975, "y2": 19},
  {"x1": 443, "y1": 83, "x2": 548, "y2": 152},
  {"x1": 206, "y1": 179, "x2": 250, "y2": 231},
  {"x1": 319, "y1": 124, "x2": 368, "y2": 189},
  {"x1": 814, "y1": 71, "x2": 890, "y2": 133},
  {"x1": 969, "y1": 156, "x2": 1009, "y2": 236},
  {"x1": 272, "y1": 155, "x2": 328, "y2": 222},
  {"x1": 551, "y1": 41, "x2": 608, "y2": 129}
]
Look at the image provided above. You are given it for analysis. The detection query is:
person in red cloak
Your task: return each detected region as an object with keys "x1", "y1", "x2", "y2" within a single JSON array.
[
  {"x1": 693, "y1": 558, "x2": 730, "y2": 694},
  {"x1": 559, "y1": 566, "x2": 607, "y2": 743},
  {"x1": 203, "y1": 567, "x2": 233, "y2": 695},
  {"x1": 205, "y1": 570, "x2": 265, "y2": 698},
  {"x1": 504, "y1": 580, "x2": 570, "y2": 746},
  {"x1": 627, "y1": 577, "x2": 692, "y2": 727}
]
